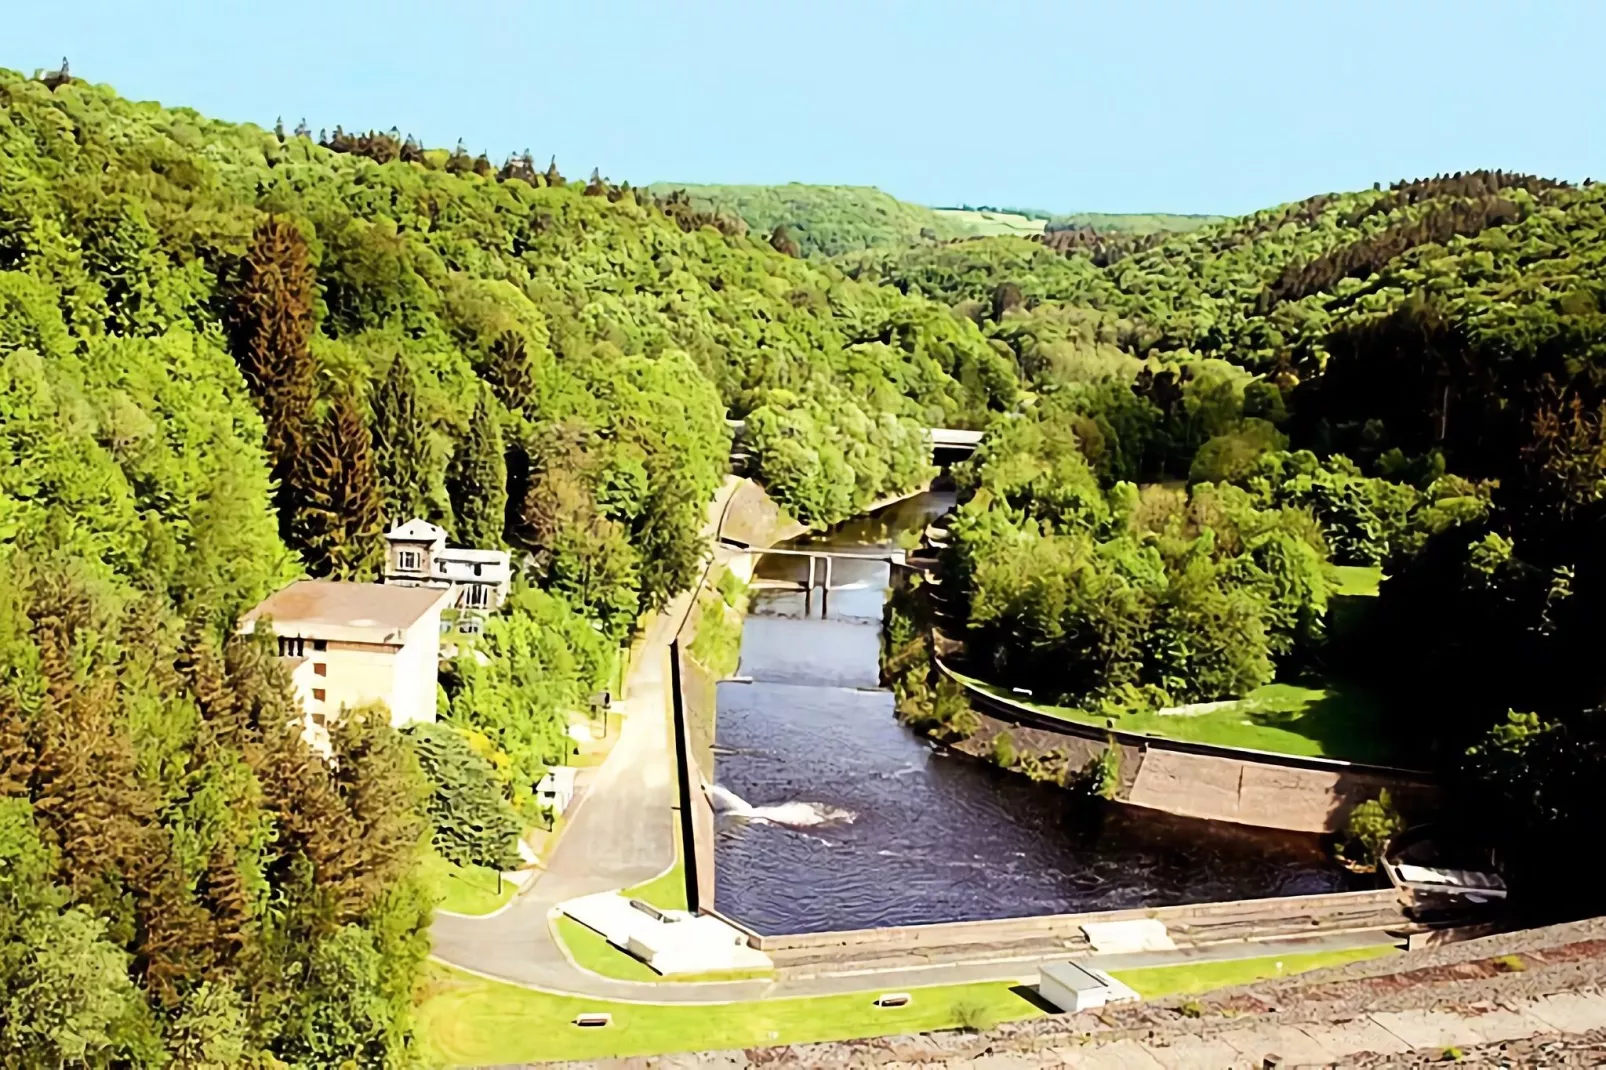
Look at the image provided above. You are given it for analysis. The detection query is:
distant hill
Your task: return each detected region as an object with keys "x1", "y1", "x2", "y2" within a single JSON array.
[
  {"x1": 645, "y1": 183, "x2": 1220, "y2": 257},
  {"x1": 644, "y1": 183, "x2": 972, "y2": 258},
  {"x1": 935, "y1": 205, "x2": 1226, "y2": 236}
]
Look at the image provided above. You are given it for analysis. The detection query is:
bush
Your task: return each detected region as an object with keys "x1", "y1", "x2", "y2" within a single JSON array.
[
  {"x1": 991, "y1": 731, "x2": 1017, "y2": 768},
  {"x1": 405, "y1": 722, "x2": 523, "y2": 870},
  {"x1": 1343, "y1": 789, "x2": 1405, "y2": 867},
  {"x1": 951, "y1": 999, "x2": 997, "y2": 1033}
]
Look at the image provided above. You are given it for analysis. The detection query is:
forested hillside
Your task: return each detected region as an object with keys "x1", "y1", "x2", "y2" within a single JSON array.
[
  {"x1": 643, "y1": 183, "x2": 1221, "y2": 259},
  {"x1": 0, "y1": 69, "x2": 1016, "y2": 1066},
  {"x1": 869, "y1": 171, "x2": 1606, "y2": 912}
]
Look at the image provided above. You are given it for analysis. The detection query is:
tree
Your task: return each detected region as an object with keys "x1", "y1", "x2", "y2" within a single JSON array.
[
  {"x1": 447, "y1": 388, "x2": 507, "y2": 549},
  {"x1": 291, "y1": 394, "x2": 385, "y2": 579},
  {"x1": 371, "y1": 355, "x2": 433, "y2": 526},
  {"x1": 226, "y1": 216, "x2": 318, "y2": 532},
  {"x1": 405, "y1": 722, "x2": 521, "y2": 870},
  {"x1": 769, "y1": 224, "x2": 801, "y2": 258},
  {"x1": 484, "y1": 330, "x2": 536, "y2": 412}
]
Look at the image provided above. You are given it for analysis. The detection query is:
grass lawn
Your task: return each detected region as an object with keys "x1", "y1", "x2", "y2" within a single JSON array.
[
  {"x1": 1109, "y1": 945, "x2": 1399, "y2": 999},
  {"x1": 416, "y1": 965, "x2": 1042, "y2": 1065},
  {"x1": 421, "y1": 850, "x2": 515, "y2": 916},
  {"x1": 553, "y1": 916, "x2": 773, "y2": 984},
  {"x1": 417, "y1": 944, "x2": 1401, "y2": 1065},
  {"x1": 621, "y1": 857, "x2": 689, "y2": 912},
  {"x1": 963, "y1": 672, "x2": 1408, "y2": 765}
]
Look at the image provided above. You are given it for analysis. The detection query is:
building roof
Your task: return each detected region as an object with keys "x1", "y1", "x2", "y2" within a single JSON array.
[
  {"x1": 239, "y1": 581, "x2": 453, "y2": 644},
  {"x1": 387, "y1": 518, "x2": 448, "y2": 543},
  {"x1": 1039, "y1": 961, "x2": 1112, "y2": 992}
]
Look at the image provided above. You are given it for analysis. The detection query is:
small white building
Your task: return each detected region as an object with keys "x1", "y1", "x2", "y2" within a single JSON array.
[
  {"x1": 1037, "y1": 961, "x2": 1137, "y2": 1014},
  {"x1": 384, "y1": 518, "x2": 512, "y2": 613},
  {"x1": 238, "y1": 580, "x2": 454, "y2": 741},
  {"x1": 535, "y1": 766, "x2": 577, "y2": 815}
]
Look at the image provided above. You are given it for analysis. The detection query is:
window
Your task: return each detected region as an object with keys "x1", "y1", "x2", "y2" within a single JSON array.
[
  {"x1": 438, "y1": 560, "x2": 447, "y2": 573},
  {"x1": 309, "y1": 710, "x2": 327, "y2": 727},
  {"x1": 473, "y1": 562, "x2": 483, "y2": 577},
  {"x1": 397, "y1": 549, "x2": 422, "y2": 571},
  {"x1": 313, "y1": 639, "x2": 327, "y2": 652},
  {"x1": 463, "y1": 584, "x2": 489, "y2": 609},
  {"x1": 312, "y1": 688, "x2": 326, "y2": 703},
  {"x1": 313, "y1": 663, "x2": 327, "y2": 677},
  {"x1": 277, "y1": 636, "x2": 305, "y2": 658},
  {"x1": 458, "y1": 616, "x2": 484, "y2": 636}
]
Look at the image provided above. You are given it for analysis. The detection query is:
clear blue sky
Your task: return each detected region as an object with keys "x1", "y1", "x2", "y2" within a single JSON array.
[{"x1": 7, "y1": 0, "x2": 1603, "y2": 216}]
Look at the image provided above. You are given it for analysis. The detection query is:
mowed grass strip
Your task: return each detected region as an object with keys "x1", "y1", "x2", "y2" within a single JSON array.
[
  {"x1": 1110, "y1": 944, "x2": 1400, "y2": 998},
  {"x1": 961, "y1": 672, "x2": 1405, "y2": 765},
  {"x1": 416, "y1": 966, "x2": 1041, "y2": 1064},
  {"x1": 553, "y1": 916, "x2": 773, "y2": 984},
  {"x1": 421, "y1": 850, "x2": 515, "y2": 916},
  {"x1": 418, "y1": 944, "x2": 1402, "y2": 1064}
]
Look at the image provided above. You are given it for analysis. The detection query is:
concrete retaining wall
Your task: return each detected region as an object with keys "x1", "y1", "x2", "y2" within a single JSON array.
[
  {"x1": 751, "y1": 888, "x2": 1402, "y2": 953},
  {"x1": 946, "y1": 663, "x2": 1439, "y2": 835},
  {"x1": 667, "y1": 478, "x2": 808, "y2": 913}
]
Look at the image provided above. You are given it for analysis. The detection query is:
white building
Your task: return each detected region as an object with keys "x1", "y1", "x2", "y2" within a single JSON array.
[
  {"x1": 536, "y1": 766, "x2": 577, "y2": 815},
  {"x1": 238, "y1": 580, "x2": 454, "y2": 740},
  {"x1": 384, "y1": 518, "x2": 512, "y2": 613},
  {"x1": 1037, "y1": 961, "x2": 1137, "y2": 1014}
]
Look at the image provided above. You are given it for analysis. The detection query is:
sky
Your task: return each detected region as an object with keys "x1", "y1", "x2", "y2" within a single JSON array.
[{"x1": 7, "y1": 0, "x2": 1604, "y2": 216}]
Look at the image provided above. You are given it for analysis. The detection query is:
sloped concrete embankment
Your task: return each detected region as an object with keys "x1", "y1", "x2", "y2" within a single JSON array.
[{"x1": 942, "y1": 667, "x2": 1440, "y2": 835}]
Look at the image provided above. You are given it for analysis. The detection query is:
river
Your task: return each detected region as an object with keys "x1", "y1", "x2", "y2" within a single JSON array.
[{"x1": 712, "y1": 490, "x2": 1353, "y2": 936}]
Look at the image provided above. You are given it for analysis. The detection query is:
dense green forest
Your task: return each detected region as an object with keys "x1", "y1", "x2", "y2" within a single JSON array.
[
  {"x1": 641, "y1": 182, "x2": 1220, "y2": 259},
  {"x1": 868, "y1": 170, "x2": 1606, "y2": 912},
  {"x1": 0, "y1": 69, "x2": 1016, "y2": 1066}
]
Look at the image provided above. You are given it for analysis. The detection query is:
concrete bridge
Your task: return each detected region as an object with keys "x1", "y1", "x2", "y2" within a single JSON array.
[{"x1": 725, "y1": 418, "x2": 983, "y2": 470}]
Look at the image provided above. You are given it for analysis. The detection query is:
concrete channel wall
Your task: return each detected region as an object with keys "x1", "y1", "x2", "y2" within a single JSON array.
[
  {"x1": 747, "y1": 888, "x2": 1403, "y2": 954},
  {"x1": 941, "y1": 663, "x2": 1440, "y2": 834},
  {"x1": 669, "y1": 479, "x2": 809, "y2": 913}
]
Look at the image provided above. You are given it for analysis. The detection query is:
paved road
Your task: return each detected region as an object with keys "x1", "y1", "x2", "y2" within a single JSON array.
[{"x1": 430, "y1": 481, "x2": 743, "y2": 999}]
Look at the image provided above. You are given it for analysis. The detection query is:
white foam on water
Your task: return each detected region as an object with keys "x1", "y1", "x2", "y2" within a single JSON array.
[{"x1": 708, "y1": 784, "x2": 855, "y2": 828}]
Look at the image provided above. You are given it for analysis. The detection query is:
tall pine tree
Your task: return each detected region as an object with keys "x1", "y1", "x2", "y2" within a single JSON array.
[
  {"x1": 447, "y1": 388, "x2": 507, "y2": 549},
  {"x1": 371, "y1": 356, "x2": 433, "y2": 526},
  {"x1": 291, "y1": 395, "x2": 384, "y2": 579},
  {"x1": 226, "y1": 218, "x2": 317, "y2": 502},
  {"x1": 484, "y1": 330, "x2": 536, "y2": 412}
]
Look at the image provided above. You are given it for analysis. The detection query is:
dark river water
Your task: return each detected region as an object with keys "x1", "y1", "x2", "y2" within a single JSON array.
[{"x1": 712, "y1": 491, "x2": 1353, "y2": 936}]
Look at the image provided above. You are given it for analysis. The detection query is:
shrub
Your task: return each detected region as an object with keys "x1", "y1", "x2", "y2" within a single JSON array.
[
  {"x1": 1343, "y1": 789, "x2": 1405, "y2": 866},
  {"x1": 952, "y1": 999, "x2": 996, "y2": 1033}
]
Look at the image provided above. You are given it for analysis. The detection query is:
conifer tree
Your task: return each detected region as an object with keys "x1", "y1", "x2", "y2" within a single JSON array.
[
  {"x1": 291, "y1": 395, "x2": 384, "y2": 579},
  {"x1": 447, "y1": 388, "x2": 507, "y2": 549},
  {"x1": 226, "y1": 216, "x2": 318, "y2": 533},
  {"x1": 484, "y1": 331, "x2": 536, "y2": 412},
  {"x1": 371, "y1": 356, "x2": 433, "y2": 526}
]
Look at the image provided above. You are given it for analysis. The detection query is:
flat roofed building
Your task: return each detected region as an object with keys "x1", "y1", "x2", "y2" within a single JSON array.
[
  {"x1": 238, "y1": 580, "x2": 453, "y2": 733},
  {"x1": 384, "y1": 518, "x2": 512, "y2": 612},
  {"x1": 1037, "y1": 961, "x2": 1136, "y2": 1014}
]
